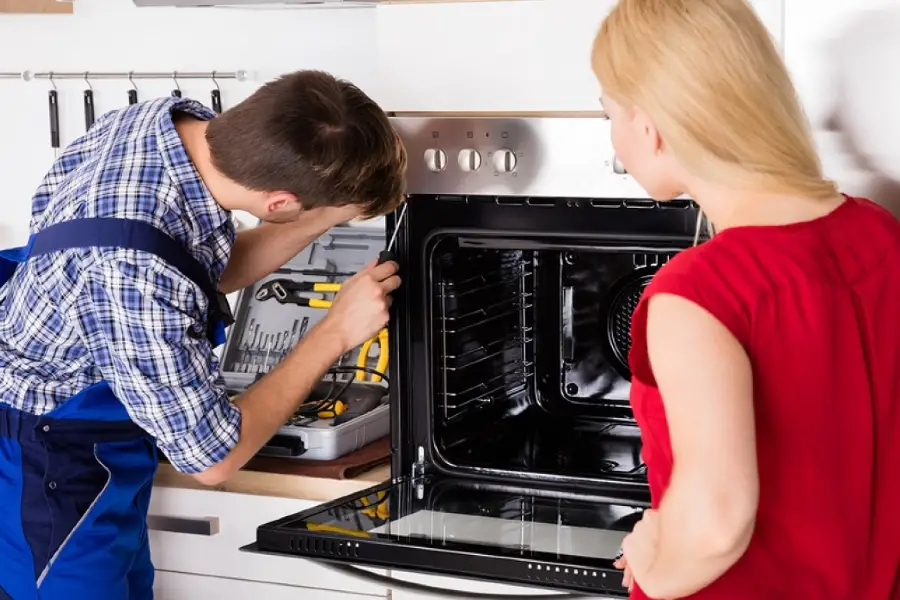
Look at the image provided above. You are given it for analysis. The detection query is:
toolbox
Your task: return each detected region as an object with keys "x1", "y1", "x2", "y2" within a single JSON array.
[{"x1": 220, "y1": 222, "x2": 390, "y2": 461}]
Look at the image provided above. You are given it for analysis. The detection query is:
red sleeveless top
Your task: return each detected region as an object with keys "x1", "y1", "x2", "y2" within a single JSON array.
[{"x1": 628, "y1": 197, "x2": 900, "y2": 600}]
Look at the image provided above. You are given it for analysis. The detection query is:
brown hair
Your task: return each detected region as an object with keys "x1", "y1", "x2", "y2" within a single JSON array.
[{"x1": 206, "y1": 70, "x2": 407, "y2": 218}]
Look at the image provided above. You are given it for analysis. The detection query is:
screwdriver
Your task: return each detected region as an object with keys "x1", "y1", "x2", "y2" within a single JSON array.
[{"x1": 377, "y1": 202, "x2": 409, "y2": 265}]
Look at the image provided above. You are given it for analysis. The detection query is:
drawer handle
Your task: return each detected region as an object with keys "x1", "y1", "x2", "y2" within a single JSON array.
[{"x1": 147, "y1": 515, "x2": 220, "y2": 536}]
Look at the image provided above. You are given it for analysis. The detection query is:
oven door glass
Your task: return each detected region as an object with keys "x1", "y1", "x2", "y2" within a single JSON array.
[{"x1": 247, "y1": 475, "x2": 644, "y2": 596}]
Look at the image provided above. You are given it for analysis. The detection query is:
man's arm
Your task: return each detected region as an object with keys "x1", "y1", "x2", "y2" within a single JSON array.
[
  {"x1": 82, "y1": 252, "x2": 399, "y2": 484},
  {"x1": 219, "y1": 205, "x2": 364, "y2": 295}
]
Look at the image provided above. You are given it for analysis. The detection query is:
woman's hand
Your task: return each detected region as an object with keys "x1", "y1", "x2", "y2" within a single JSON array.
[
  {"x1": 620, "y1": 509, "x2": 661, "y2": 593},
  {"x1": 613, "y1": 554, "x2": 634, "y2": 592}
]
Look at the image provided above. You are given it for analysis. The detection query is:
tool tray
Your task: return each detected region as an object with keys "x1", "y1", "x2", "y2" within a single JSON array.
[{"x1": 220, "y1": 223, "x2": 390, "y2": 461}]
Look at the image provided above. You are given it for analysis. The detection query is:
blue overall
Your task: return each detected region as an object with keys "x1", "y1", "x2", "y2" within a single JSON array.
[{"x1": 0, "y1": 218, "x2": 233, "y2": 600}]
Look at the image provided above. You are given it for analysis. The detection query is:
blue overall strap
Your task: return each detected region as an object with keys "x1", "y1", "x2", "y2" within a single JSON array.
[
  {"x1": 0, "y1": 241, "x2": 33, "y2": 287},
  {"x1": 30, "y1": 218, "x2": 233, "y2": 345}
]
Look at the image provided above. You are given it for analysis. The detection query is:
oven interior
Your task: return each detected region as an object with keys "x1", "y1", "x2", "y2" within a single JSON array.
[{"x1": 425, "y1": 233, "x2": 686, "y2": 490}]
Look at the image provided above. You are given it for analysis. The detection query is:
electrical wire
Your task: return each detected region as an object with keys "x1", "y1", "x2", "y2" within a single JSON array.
[
  {"x1": 329, "y1": 365, "x2": 388, "y2": 382},
  {"x1": 291, "y1": 366, "x2": 388, "y2": 424}
]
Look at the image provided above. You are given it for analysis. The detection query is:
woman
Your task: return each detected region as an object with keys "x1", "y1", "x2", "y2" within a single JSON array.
[{"x1": 591, "y1": 1, "x2": 900, "y2": 599}]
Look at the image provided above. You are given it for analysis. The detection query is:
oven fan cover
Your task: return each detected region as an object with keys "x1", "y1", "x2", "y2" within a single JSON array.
[{"x1": 603, "y1": 266, "x2": 660, "y2": 380}]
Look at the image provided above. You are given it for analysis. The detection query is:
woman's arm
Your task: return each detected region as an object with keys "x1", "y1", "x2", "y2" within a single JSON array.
[{"x1": 625, "y1": 293, "x2": 759, "y2": 599}]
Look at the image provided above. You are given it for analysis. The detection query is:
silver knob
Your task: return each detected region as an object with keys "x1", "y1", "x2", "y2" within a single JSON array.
[
  {"x1": 612, "y1": 156, "x2": 627, "y2": 175},
  {"x1": 457, "y1": 148, "x2": 483, "y2": 172},
  {"x1": 424, "y1": 148, "x2": 448, "y2": 172},
  {"x1": 492, "y1": 149, "x2": 517, "y2": 173}
]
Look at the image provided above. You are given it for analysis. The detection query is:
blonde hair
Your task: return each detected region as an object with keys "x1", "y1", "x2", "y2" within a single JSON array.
[{"x1": 591, "y1": 0, "x2": 837, "y2": 200}]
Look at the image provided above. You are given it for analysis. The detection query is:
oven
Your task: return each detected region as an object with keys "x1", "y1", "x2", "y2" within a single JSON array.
[{"x1": 244, "y1": 115, "x2": 701, "y2": 597}]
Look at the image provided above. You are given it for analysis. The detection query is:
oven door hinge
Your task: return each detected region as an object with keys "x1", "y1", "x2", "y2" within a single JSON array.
[
  {"x1": 411, "y1": 445, "x2": 426, "y2": 479},
  {"x1": 411, "y1": 446, "x2": 427, "y2": 500}
]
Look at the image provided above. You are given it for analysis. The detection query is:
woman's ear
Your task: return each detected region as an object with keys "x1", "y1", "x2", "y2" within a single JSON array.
[{"x1": 632, "y1": 107, "x2": 664, "y2": 156}]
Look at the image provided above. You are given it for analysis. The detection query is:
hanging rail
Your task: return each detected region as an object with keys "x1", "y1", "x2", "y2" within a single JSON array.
[
  {"x1": 0, "y1": 70, "x2": 248, "y2": 81},
  {"x1": 31, "y1": 70, "x2": 249, "y2": 81}
]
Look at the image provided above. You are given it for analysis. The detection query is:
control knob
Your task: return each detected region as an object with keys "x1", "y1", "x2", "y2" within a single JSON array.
[
  {"x1": 457, "y1": 148, "x2": 483, "y2": 172},
  {"x1": 612, "y1": 156, "x2": 627, "y2": 175},
  {"x1": 424, "y1": 148, "x2": 448, "y2": 172},
  {"x1": 492, "y1": 149, "x2": 517, "y2": 173}
]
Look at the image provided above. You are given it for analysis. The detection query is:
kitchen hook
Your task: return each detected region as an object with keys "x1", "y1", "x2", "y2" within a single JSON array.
[
  {"x1": 127, "y1": 71, "x2": 138, "y2": 105},
  {"x1": 48, "y1": 72, "x2": 60, "y2": 156},
  {"x1": 210, "y1": 71, "x2": 222, "y2": 114},
  {"x1": 171, "y1": 71, "x2": 181, "y2": 98},
  {"x1": 83, "y1": 72, "x2": 95, "y2": 131}
]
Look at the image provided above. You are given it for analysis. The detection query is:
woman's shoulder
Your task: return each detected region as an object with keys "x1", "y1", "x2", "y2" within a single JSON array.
[{"x1": 651, "y1": 236, "x2": 760, "y2": 299}]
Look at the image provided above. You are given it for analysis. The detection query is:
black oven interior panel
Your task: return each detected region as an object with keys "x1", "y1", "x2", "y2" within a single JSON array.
[
  {"x1": 425, "y1": 236, "x2": 661, "y2": 490},
  {"x1": 557, "y1": 249, "x2": 677, "y2": 405},
  {"x1": 397, "y1": 195, "x2": 699, "y2": 490}
]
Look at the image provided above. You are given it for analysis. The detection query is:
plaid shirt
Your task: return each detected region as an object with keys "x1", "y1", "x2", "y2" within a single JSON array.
[{"x1": 0, "y1": 97, "x2": 240, "y2": 475}]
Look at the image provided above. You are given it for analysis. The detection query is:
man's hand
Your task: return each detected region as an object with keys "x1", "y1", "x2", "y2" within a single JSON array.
[{"x1": 319, "y1": 259, "x2": 401, "y2": 352}]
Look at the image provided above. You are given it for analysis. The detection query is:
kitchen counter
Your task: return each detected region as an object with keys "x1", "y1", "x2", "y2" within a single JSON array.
[{"x1": 153, "y1": 461, "x2": 390, "y2": 503}]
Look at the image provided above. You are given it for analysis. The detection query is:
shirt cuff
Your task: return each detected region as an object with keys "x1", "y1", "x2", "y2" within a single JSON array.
[{"x1": 158, "y1": 392, "x2": 242, "y2": 475}]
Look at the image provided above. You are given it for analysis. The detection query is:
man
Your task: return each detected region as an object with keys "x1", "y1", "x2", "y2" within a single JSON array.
[{"x1": 0, "y1": 70, "x2": 406, "y2": 600}]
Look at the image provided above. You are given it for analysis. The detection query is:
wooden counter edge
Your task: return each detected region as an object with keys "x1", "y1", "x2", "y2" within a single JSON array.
[
  {"x1": 153, "y1": 462, "x2": 391, "y2": 503},
  {"x1": 0, "y1": 0, "x2": 72, "y2": 13}
]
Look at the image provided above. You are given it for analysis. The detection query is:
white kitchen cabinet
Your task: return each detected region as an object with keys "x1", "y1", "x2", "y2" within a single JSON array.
[
  {"x1": 153, "y1": 570, "x2": 382, "y2": 600},
  {"x1": 384, "y1": 570, "x2": 619, "y2": 599},
  {"x1": 148, "y1": 486, "x2": 387, "y2": 596}
]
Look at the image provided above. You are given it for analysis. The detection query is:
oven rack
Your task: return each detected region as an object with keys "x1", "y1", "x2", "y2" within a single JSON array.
[{"x1": 434, "y1": 250, "x2": 535, "y2": 424}]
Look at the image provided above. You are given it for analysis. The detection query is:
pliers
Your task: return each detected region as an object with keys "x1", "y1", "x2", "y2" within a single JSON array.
[
  {"x1": 359, "y1": 491, "x2": 389, "y2": 520},
  {"x1": 255, "y1": 278, "x2": 341, "y2": 308},
  {"x1": 356, "y1": 328, "x2": 389, "y2": 383}
]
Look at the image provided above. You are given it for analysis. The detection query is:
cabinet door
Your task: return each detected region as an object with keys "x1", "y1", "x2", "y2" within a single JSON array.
[
  {"x1": 153, "y1": 570, "x2": 385, "y2": 600},
  {"x1": 386, "y1": 570, "x2": 620, "y2": 600},
  {"x1": 148, "y1": 486, "x2": 387, "y2": 596}
]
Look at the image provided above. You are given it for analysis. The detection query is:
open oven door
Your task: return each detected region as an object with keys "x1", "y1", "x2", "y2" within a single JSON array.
[{"x1": 242, "y1": 474, "x2": 645, "y2": 598}]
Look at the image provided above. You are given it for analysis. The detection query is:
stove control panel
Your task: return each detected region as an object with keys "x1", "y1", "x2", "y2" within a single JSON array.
[
  {"x1": 393, "y1": 116, "x2": 649, "y2": 199},
  {"x1": 422, "y1": 147, "x2": 519, "y2": 175}
]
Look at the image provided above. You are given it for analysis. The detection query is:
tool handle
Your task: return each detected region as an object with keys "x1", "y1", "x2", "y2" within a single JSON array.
[
  {"x1": 377, "y1": 250, "x2": 395, "y2": 265},
  {"x1": 127, "y1": 89, "x2": 138, "y2": 106},
  {"x1": 48, "y1": 90, "x2": 60, "y2": 150},
  {"x1": 308, "y1": 298, "x2": 333, "y2": 310},
  {"x1": 211, "y1": 89, "x2": 222, "y2": 114},
  {"x1": 83, "y1": 89, "x2": 95, "y2": 131},
  {"x1": 313, "y1": 282, "x2": 342, "y2": 293}
]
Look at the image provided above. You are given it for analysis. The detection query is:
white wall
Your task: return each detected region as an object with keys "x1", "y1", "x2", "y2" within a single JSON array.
[
  {"x1": 0, "y1": 0, "x2": 378, "y2": 245},
  {"x1": 0, "y1": 0, "x2": 896, "y2": 247},
  {"x1": 784, "y1": 0, "x2": 900, "y2": 216}
]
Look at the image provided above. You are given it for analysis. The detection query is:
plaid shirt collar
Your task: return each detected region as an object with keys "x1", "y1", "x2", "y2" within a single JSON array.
[{"x1": 155, "y1": 98, "x2": 231, "y2": 248}]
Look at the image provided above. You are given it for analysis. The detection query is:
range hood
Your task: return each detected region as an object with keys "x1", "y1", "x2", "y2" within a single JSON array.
[{"x1": 132, "y1": 0, "x2": 378, "y2": 8}]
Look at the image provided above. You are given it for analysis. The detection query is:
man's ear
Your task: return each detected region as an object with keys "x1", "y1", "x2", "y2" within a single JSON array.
[{"x1": 264, "y1": 191, "x2": 301, "y2": 215}]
